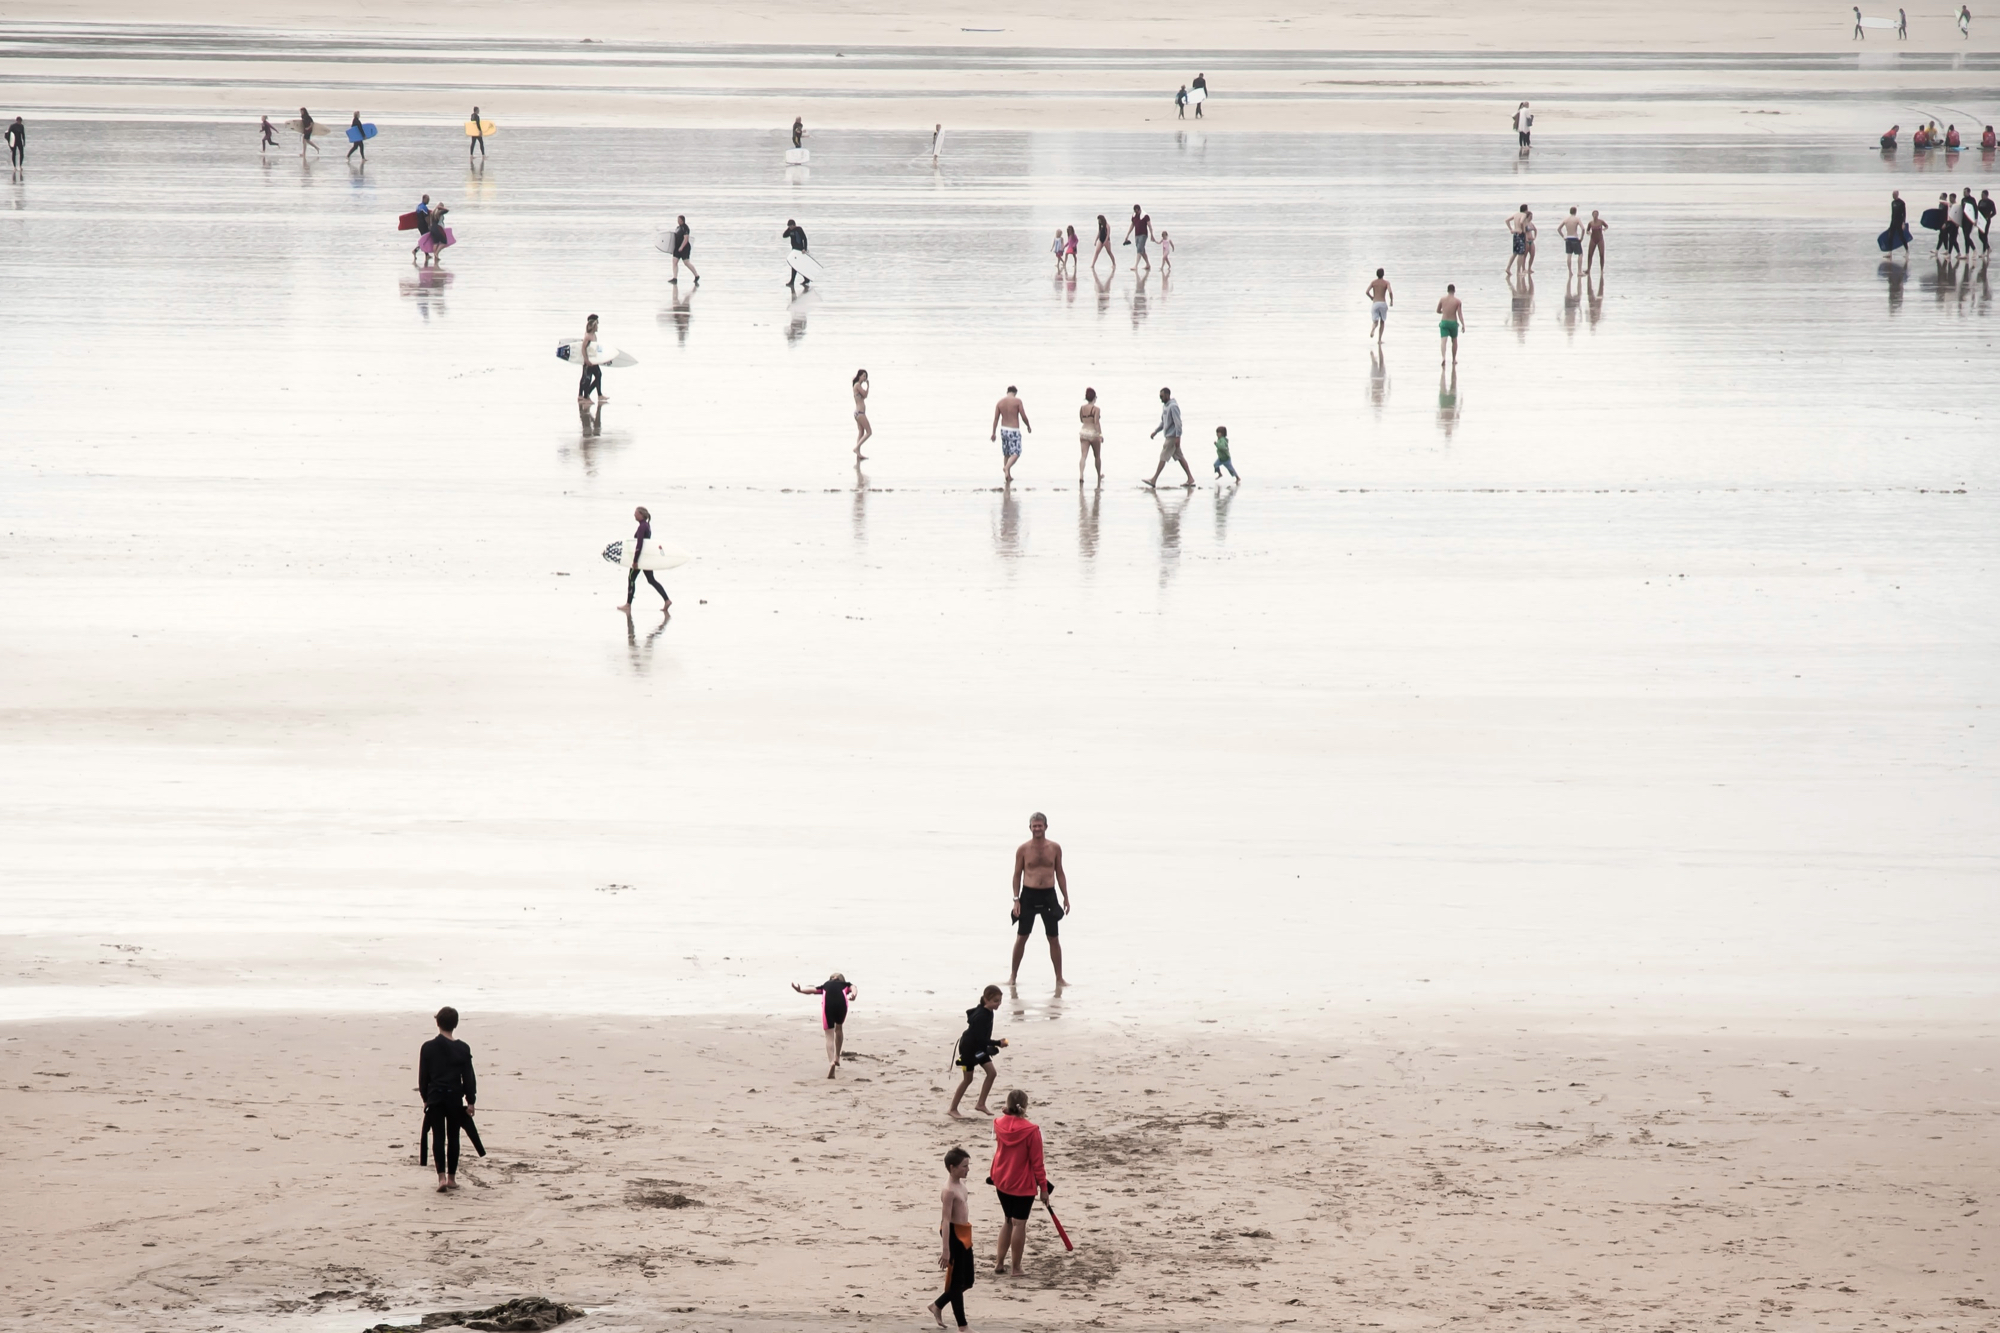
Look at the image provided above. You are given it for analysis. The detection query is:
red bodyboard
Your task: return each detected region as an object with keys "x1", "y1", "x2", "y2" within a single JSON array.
[
  {"x1": 397, "y1": 211, "x2": 422, "y2": 231},
  {"x1": 1045, "y1": 1201, "x2": 1075, "y2": 1251}
]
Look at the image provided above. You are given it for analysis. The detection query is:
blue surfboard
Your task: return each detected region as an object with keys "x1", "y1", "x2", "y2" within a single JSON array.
[{"x1": 346, "y1": 123, "x2": 378, "y2": 143}]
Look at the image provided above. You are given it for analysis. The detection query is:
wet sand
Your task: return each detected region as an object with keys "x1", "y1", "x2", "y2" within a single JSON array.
[{"x1": 5, "y1": 1013, "x2": 1996, "y2": 1331}]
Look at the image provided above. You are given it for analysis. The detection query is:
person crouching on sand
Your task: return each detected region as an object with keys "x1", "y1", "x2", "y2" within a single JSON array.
[
  {"x1": 989, "y1": 1089, "x2": 1052, "y2": 1276},
  {"x1": 927, "y1": 1147, "x2": 976, "y2": 1329},
  {"x1": 791, "y1": 972, "x2": 856, "y2": 1078},
  {"x1": 948, "y1": 985, "x2": 1006, "y2": 1117}
]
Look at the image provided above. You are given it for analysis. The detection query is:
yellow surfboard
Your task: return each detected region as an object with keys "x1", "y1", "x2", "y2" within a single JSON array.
[{"x1": 465, "y1": 120, "x2": 497, "y2": 136}]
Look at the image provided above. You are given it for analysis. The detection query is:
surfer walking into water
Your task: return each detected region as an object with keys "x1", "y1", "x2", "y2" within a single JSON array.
[
  {"x1": 298, "y1": 107, "x2": 318, "y2": 157},
  {"x1": 791, "y1": 973, "x2": 856, "y2": 1078},
  {"x1": 1887, "y1": 191, "x2": 1910, "y2": 257},
  {"x1": 468, "y1": 105, "x2": 486, "y2": 159},
  {"x1": 669, "y1": 215, "x2": 700, "y2": 284},
  {"x1": 1008, "y1": 812, "x2": 1069, "y2": 985},
  {"x1": 792, "y1": 116, "x2": 805, "y2": 149},
  {"x1": 1437, "y1": 284, "x2": 1465, "y2": 366},
  {"x1": 1365, "y1": 268, "x2": 1394, "y2": 342},
  {"x1": 783, "y1": 218, "x2": 812, "y2": 289},
  {"x1": 616, "y1": 505, "x2": 671, "y2": 613},
  {"x1": 347, "y1": 112, "x2": 366, "y2": 162},
  {"x1": 853, "y1": 369, "x2": 872, "y2": 458},
  {"x1": 990, "y1": 386, "x2": 1033, "y2": 483}
]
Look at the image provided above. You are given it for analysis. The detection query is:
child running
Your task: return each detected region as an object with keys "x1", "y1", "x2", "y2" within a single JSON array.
[
  {"x1": 1212, "y1": 425, "x2": 1237, "y2": 481},
  {"x1": 791, "y1": 972, "x2": 857, "y2": 1078},
  {"x1": 947, "y1": 985, "x2": 1006, "y2": 1117},
  {"x1": 927, "y1": 1147, "x2": 976, "y2": 1329}
]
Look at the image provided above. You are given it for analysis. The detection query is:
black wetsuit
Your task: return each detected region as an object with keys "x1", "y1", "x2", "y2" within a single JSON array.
[
  {"x1": 1890, "y1": 195, "x2": 1909, "y2": 250},
  {"x1": 347, "y1": 116, "x2": 366, "y2": 160},
  {"x1": 625, "y1": 518, "x2": 670, "y2": 607},
  {"x1": 674, "y1": 222, "x2": 691, "y2": 260},
  {"x1": 418, "y1": 1034, "x2": 482, "y2": 1174},
  {"x1": 1192, "y1": 75, "x2": 1207, "y2": 117},
  {"x1": 784, "y1": 223, "x2": 810, "y2": 285},
  {"x1": 4, "y1": 119, "x2": 20, "y2": 167},
  {"x1": 957, "y1": 1005, "x2": 998, "y2": 1069},
  {"x1": 792, "y1": 122, "x2": 804, "y2": 148},
  {"x1": 934, "y1": 1226, "x2": 975, "y2": 1327},
  {"x1": 469, "y1": 109, "x2": 485, "y2": 158},
  {"x1": 820, "y1": 979, "x2": 850, "y2": 1026}
]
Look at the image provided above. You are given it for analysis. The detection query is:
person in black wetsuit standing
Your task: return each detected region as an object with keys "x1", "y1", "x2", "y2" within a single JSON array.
[
  {"x1": 5, "y1": 116, "x2": 23, "y2": 172},
  {"x1": 418, "y1": 1006, "x2": 482, "y2": 1192}
]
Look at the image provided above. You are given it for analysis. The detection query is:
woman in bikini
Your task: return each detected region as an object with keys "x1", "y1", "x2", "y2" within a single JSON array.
[
  {"x1": 852, "y1": 369, "x2": 872, "y2": 458},
  {"x1": 1090, "y1": 213, "x2": 1114, "y2": 273},
  {"x1": 1078, "y1": 387, "x2": 1103, "y2": 483}
]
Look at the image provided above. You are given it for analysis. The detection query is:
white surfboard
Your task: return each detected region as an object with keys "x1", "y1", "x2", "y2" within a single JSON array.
[
  {"x1": 557, "y1": 339, "x2": 638, "y2": 368},
  {"x1": 603, "y1": 539, "x2": 691, "y2": 571},
  {"x1": 1860, "y1": 15, "x2": 1898, "y2": 26},
  {"x1": 785, "y1": 248, "x2": 825, "y2": 280},
  {"x1": 785, "y1": 147, "x2": 810, "y2": 165},
  {"x1": 1189, "y1": 86, "x2": 1207, "y2": 105}
]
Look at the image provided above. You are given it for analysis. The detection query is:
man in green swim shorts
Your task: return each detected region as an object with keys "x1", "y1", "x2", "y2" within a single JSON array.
[{"x1": 1436, "y1": 283, "x2": 1464, "y2": 366}]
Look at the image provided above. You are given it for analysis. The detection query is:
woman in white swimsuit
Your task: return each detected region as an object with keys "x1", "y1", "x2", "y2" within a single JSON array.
[
  {"x1": 853, "y1": 369, "x2": 871, "y2": 458},
  {"x1": 1078, "y1": 387, "x2": 1103, "y2": 483}
]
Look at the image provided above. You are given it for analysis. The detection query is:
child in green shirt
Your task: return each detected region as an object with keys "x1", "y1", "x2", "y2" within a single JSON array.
[{"x1": 1212, "y1": 425, "x2": 1237, "y2": 481}]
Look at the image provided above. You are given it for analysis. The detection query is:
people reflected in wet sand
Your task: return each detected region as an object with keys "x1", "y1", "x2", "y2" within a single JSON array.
[
  {"x1": 1076, "y1": 484, "x2": 1101, "y2": 560},
  {"x1": 661, "y1": 283, "x2": 695, "y2": 346},
  {"x1": 1149, "y1": 485, "x2": 1188, "y2": 587},
  {"x1": 1508, "y1": 271, "x2": 1534, "y2": 338},
  {"x1": 1436, "y1": 364, "x2": 1462, "y2": 439},
  {"x1": 1368, "y1": 346, "x2": 1389, "y2": 417},
  {"x1": 1077, "y1": 387, "x2": 1103, "y2": 483},
  {"x1": 992, "y1": 486, "x2": 1022, "y2": 558},
  {"x1": 624, "y1": 603, "x2": 669, "y2": 673}
]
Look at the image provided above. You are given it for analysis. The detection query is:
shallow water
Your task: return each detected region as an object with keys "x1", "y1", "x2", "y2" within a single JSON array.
[{"x1": 1, "y1": 123, "x2": 1995, "y2": 1031}]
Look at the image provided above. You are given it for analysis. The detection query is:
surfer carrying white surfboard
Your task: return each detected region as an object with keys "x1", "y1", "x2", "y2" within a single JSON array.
[
  {"x1": 298, "y1": 107, "x2": 319, "y2": 158},
  {"x1": 1191, "y1": 72, "x2": 1208, "y2": 118},
  {"x1": 792, "y1": 117, "x2": 806, "y2": 149},
  {"x1": 783, "y1": 219, "x2": 813, "y2": 289},
  {"x1": 616, "y1": 506, "x2": 671, "y2": 613},
  {"x1": 578, "y1": 314, "x2": 605, "y2": 402},
  {"x1": 4, "y1": 116, "x2": 21, "y2": 171},
  {"x1": 670, "y1": 215, "x2": 700, "y2": 284}
]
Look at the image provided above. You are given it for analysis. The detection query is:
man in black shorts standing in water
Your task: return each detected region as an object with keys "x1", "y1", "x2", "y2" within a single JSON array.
[{"x1": 1009, "y1": 812, "x2": 1070, "y2": 985}]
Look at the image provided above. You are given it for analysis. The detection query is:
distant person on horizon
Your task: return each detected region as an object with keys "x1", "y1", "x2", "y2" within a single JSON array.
[
  {"x1": 991, "y1": 385, "x2": 1032, "y2": 483},
  {"x1": 926, "y1": 1147, "x2": 976, "y2": 1329},
  {"x1": 1506, "y1": 204, "x2": 1530, "y2": 276},
  {"x1": 4, "y1": 115, "x2": 21, "y2": 171},
  {"x1": 1960, "y1": 4, "x2": 1971, "y2": 38},
  {"x1": 1437, "y1": 284, "x2": 1465, "y2": 365},
  {"x1": 469, "y1": 105, "x2": 486, "y2": 159},
  {"x1": 1976, "y1": 188, "x2": 1994, "y2": 251},
  {"x1": 792, "y1": 116, "x2": 805, "y2": 148},
  {"x1": 1176, "y1": 85, "x2": 1189, "y2": 119},
  {"x1": 1192, "y1": 71, "x2": 1208, "y2": 116},
  {"x1": 931, "y1": 123, "x2": 945, "y2": 163},
  {"x1": 1365, "y1": 267, "x2": 1394, "y2": 342},
  {"x1": 1514, "y1": 100, "x2": 1532, "y2": 150},
  {"x1": 1898, "y1": 6, "x2": 1908, "y2": 36},
  {"x1": 948, "y1": 986, "x2": 1006, "y2": 1117},
  {"x1": 1145, "y1": 386, "x2": 1194, "y2": 489},
  {"x1": 1009, "y1": 812, "x2": 1070, "y2": 983},
  {"x1": 1854, "y1": 5, "x2": 1866, "y2": 37},
  {"x1": 417, "y1": 1006, "x2": 481, "y2": 1193}
]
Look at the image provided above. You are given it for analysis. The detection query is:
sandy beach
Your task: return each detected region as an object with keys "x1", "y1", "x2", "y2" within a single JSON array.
[{"x1": 6, "y1": 1013, "x2": 1996, "y2": 1331}]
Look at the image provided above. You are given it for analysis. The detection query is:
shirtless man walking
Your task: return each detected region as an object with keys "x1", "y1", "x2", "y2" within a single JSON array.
[
  {"x1": 991, "y1": 385, "x2": 1033, "y2": 483},
  {"x1": 1364, "y1": 268, "x2": 1394, "y2": 343},
  {"x1": 1436, "y1": 284, "x2": 1465, "y2": 366},
  {"x1": 1505, "y1": 204, "x2": 1530, "y2": 277},
  {"x1": 1009, "y1": 812, "x2": 1070, "y2": 985}
]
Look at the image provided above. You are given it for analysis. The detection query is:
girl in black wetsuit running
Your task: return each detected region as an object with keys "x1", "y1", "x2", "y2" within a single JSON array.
[{"x1": 792, "y1": 974, "x2": 857, "y2": 1078}]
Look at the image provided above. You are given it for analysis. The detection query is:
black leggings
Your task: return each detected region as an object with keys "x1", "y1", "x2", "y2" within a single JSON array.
[
  {"x1": 933, "y1": 1233, "x2": 973, "y2": 1328},
  {"x1": 579, "y1": 365, "x2": 602, "y2": 397},
  {"x1": 348, "y1": 139, "x2": 364, "y2": 160},
  {"x1": 425, "y1": 1104, "x2": 483, "y2": 1173},
  {"x1": 627, "y1": 568, "x2": 669, "y2": 605},
  {"x1": 470, "y1": 134, "x2": 485, "y2": 158}
]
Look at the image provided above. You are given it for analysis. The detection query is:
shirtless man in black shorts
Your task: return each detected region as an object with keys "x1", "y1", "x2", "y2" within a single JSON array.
[{"x1": 1009, "y1": 812, "x2": 1070, "y2": 985}]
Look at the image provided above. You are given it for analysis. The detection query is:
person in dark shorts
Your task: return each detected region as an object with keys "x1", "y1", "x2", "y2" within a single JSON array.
[
  {"x1": 988, "y1": 1089, "x2": 1051, "y2": 1275},
  {"x1": 947, "y1": 985, "x2": 1006, "y2": 1117},
  {"x1": 927, "y1": 1147, "x2": 976, "y2": 1328},
  {"x1": 1009, "y1": 811, "x2": 1070, "y2": 985},
  {"x1": 791, "y1": 972, "x2": 856, "y2": 1078},
  {"x1": 416, "y1": 1006, "x2": 482, "y2": 1192}
]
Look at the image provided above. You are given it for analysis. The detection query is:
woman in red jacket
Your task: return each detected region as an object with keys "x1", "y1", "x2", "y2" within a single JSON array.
[{"x1": 988, "y1": 1089, "x2": 1051, "y2": 1275}]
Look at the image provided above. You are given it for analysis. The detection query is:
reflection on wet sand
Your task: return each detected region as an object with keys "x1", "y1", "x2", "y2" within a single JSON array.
[
  {"x1": 993, "y1": 484, "x2": 1023, "y2": 559},
  {"x1": 623, "y1": 607, "x2": 670, "y2": 675},
  {"x1": 851, "y1": 467, "x2": 869, "y2": 549},
  {"x1": 1129, "y1": 270, "x2": 1153, "y2": 328},
  {"x1": 1094, "y1": 270, "x2": 1112, "y2": 317},
  {"x1": 1436, "y1": 365, "x2": 1462, "y2": 440},
  {"x1": 1077, "y1": 483, "x2": 1101, "y2": 562},
  {"x1": 1150, "y1": 484, "x2": 1188, "y2": 588},
  {"x1": 1881, "y1": 258, "x2": 1908, "y2": 312},
  {"x1": 1368, "y1": 346, "x2": 1389, "y2": 418},
  {"x1": 661, "y1": 284, "x2": 696, "y2": 346},
  {"x1": 1586, "y1": 270, "x2": 1605, "y2": 327},
  {"x1": 1212, "y1": 476, "x2": 1238, "y2": 540},
  {"x1": 1509, "y1": 272, "x2": 1535, "y2": 338},
  {"x1": 786, "y1": 289, "x2": 815, "y2": 344},
  {"x1": 561, "y1": 402, "x2": 629, "y2": 475}
]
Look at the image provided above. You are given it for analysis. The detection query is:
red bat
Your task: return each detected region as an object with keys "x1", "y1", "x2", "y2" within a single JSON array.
[{"x1": 1045, "y1": 1199, "x2": 1075, "y2": 1251}]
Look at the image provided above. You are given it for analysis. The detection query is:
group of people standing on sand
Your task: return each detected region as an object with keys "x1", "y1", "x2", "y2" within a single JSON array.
[
  {"x1": 1505, "y1": 203, "x2": 1609, "y2": 278},
  {"x1": 1057, "y1": 205, "x2": 1171, "y2": 277},
  {"x1": 979, "y1": 383, "x2": 1235, "y2": 487}
]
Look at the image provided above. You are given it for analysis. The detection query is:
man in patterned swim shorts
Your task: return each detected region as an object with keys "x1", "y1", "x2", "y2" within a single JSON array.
[{"x1": 990, "y1": 384, "x2": 1033, "y2": 483}]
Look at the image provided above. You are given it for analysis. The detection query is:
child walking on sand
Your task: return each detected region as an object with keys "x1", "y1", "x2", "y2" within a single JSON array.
[
  {"x1": 791, "y1": 973, "x2": 857, "y2": 1078},
  {"x1": 926, "y1": 1147, "x2": 976, "y2": 1329},
  {"x1": 947, "y1": 986, "x2": 1006, "y2": 1117},
  {"x1": 1212, "y1": 425, "x2": 1237, "y2": 481}
]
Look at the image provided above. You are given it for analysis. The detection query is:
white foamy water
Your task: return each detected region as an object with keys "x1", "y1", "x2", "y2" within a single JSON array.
[{"x1": 1, "y1": 123, "x2": 1994, "y2": 1032}]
